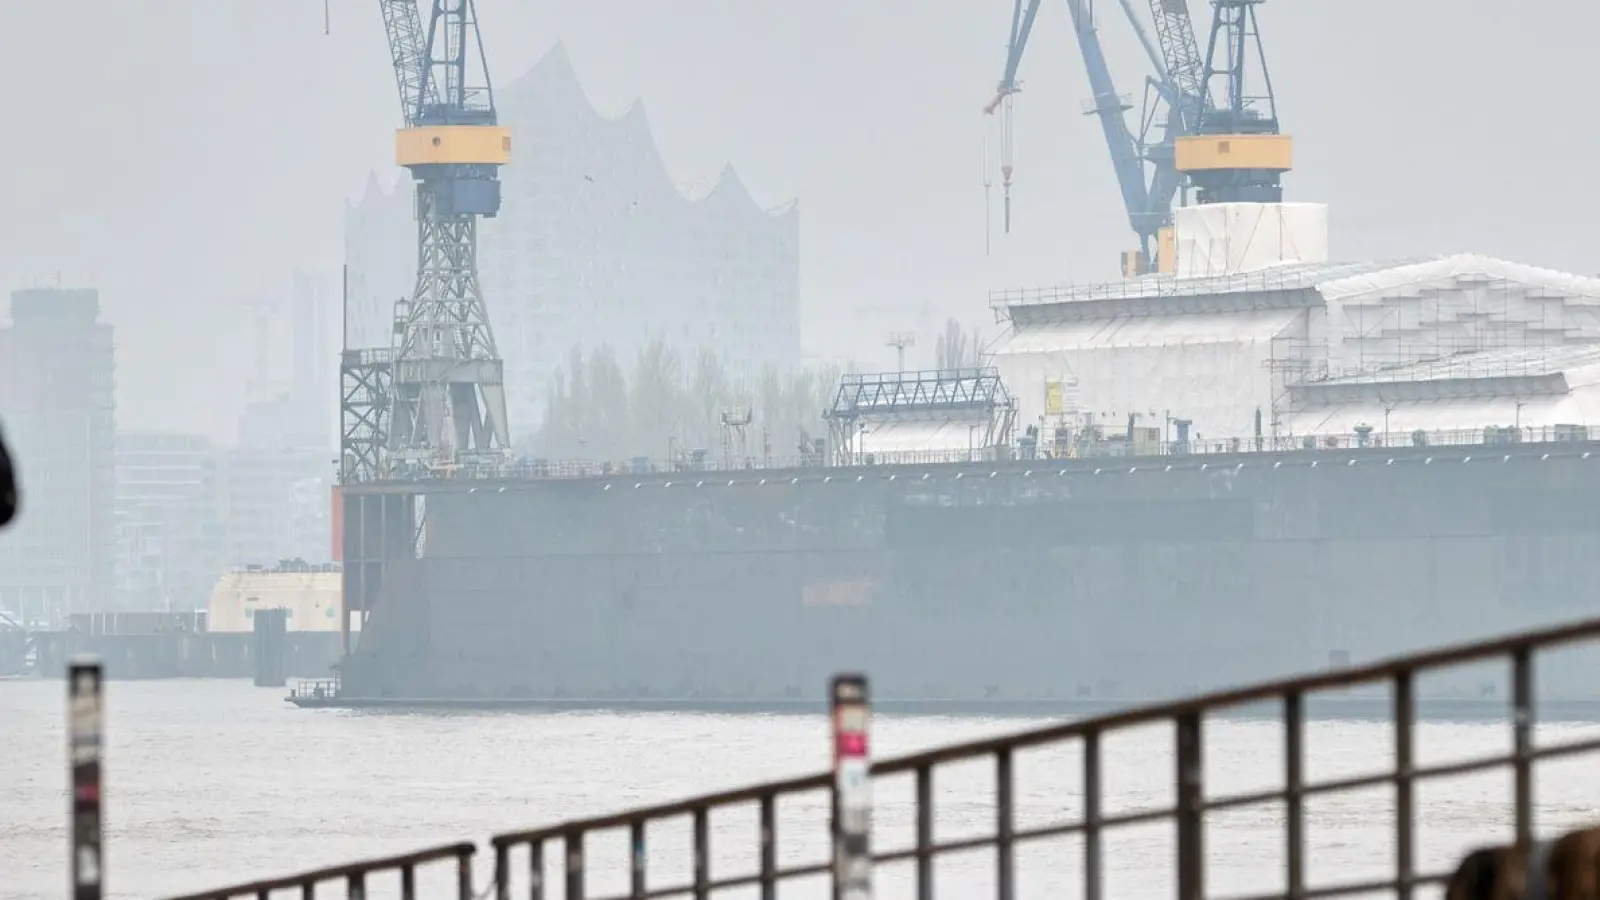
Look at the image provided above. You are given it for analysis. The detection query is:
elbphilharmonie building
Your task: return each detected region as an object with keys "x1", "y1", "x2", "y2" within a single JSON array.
[{"x1": 344, "y1": 44, "x2": 801, "y2": 439}]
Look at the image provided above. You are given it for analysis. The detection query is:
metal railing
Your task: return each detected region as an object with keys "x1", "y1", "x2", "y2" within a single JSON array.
[
  {"x1": 287, "y1": 677, "x2": 341, "y2": 701},
  {"x1": 478, "y1": 618, "x2": 1600, "y2": 900},
  {"x1": 162, "y1": 843, "x2": 476, "y2": 900},
  {"x1": 152, "y1": 617, "x2": 1600, "y2": 899},
  {"x1": 335, "y1": 425, "x2": 1600, "y2": 486}
]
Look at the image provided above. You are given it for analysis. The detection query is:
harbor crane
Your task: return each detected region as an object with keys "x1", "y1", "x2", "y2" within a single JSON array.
[
  {"x1": 379, "y1": 0, "x2": 512, "y2": 464},
  {"x1": 1175, "y1": 0, "x2": 1291, "y2": 205},
  {"x1": 986, "y1": 0, "x2": 1289, "y2": 277}
]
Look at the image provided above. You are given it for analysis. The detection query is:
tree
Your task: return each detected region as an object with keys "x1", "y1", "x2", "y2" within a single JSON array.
[
  {"x1": 935, "y1": 318, "x2": 983, "y2": 370},
  {"x1": 530, "y1": 341, "x2": 840, "y2": 465}
]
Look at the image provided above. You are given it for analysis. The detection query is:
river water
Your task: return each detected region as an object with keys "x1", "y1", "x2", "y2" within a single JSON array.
[{"x1": 4, "y1": 678, "x2": 1598, "y2": 900}]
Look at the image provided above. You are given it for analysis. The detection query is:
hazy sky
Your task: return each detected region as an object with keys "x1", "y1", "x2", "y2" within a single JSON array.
[{"x1": 1, "y1": 0, "x2": 1594, "y2": 442}]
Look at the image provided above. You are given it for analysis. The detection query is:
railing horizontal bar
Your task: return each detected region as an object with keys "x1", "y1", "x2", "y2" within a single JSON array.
[
  {"x1": 579, "y1": 850, "x2": 1463, "y2": 900},
  {"x1": 588, "y1": 860, "x2": 834, "y2": 900},
  {"x1": 863, "y1": 735, "x2": 1600, "y2": 875},
  {"x1": 1206, "y1": 734, "x2": 1600, "y2": 813},
  {"x1": 486, "y1": 618, "x2": 1600, "y2": 852},
  {"x1": 876, "y1": 804, "x2": 1178, "y2": 863},
  {"x1": 1220, "y1": 868, "x2": 1451, "y2": 900},
  {"x1": 162, "y1": 843, "x2": 475, "y2": 900},
  {"x1": 492, "y1": 778, "x2": 830, "y2": 848},
  {"x1": 868, "y1": 619, "x2": 1600, "y2": 776}
]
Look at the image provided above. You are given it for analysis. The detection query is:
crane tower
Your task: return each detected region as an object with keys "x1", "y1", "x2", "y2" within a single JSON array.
[
  {"x1": 1174, "y1": 0, "x2": 1290, "y2": 205},
  {"x1": 381, "y1": 0, "x2": 511, "y2": 464}
]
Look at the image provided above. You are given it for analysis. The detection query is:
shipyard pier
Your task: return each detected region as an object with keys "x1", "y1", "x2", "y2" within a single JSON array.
[{"x1": 330, "y1": 205, "x2": 1600, "y2": 707}]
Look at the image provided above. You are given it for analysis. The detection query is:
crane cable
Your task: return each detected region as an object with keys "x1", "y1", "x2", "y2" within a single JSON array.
[{"x1": 999, "y1": 95, "x2": 1015, "y2": 234}]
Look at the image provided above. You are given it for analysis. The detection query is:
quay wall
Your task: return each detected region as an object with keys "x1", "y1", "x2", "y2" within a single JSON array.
[
  {"x1": 32, "y1": 630, "x2": 341, "y2": 680},
  {"x1": 342, "y1": 444, "x2": 1600, "y2": 703}
]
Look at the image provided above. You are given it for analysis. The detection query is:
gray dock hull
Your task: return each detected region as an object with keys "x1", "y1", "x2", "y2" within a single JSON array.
[{"x1": 338, "y1": 444, "x2": 1600, "y2": 705}]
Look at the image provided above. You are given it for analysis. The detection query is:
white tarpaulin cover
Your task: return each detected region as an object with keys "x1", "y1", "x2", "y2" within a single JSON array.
[
  {"x1": 993, "y1": 309, "x2": 1303, "y2": 440},
  {"x1": 1316, "y1": 253, "x2": 1600, "y2": 304},
  {"x1": 849, "y1": 420, "x2": 991, "y2": 465},
  {"x1": 1174, "y1": 202, "x2": 1329, "y2": 279},
  {"x1": 1279, "y1": 345, "x2": 1600, "y2": 438}
]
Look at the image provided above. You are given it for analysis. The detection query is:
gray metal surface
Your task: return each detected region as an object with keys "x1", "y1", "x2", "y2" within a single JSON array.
[{"x1": 338, "y1": 441, "x2": 1600, "y2": 704}]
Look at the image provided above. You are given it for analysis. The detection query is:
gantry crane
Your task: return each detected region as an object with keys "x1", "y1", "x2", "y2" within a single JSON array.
[
  {"x1": 1174, "y1": 0, "x2": 1290, "y2": 205},
  {"x1": 986, "y1": 0, "x2": 1288, "y2": 277},
  {"x1": 379, "y1": 0, "x2": 511, "y2": 464}
]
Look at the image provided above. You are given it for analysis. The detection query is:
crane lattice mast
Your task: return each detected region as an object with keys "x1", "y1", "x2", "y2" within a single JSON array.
[{"x1": 380, "y1": 0, "x2": 511, "y2": 465}]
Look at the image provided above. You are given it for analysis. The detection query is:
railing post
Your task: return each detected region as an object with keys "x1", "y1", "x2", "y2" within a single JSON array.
[
  {"x1": 996, "y1": 748, "x2": 1014, "y2": 900},
  {"x1": 915, "y1": 765, "x2": 933, "y2": 900},
  {"x1": 629, "y1": 820, "x2": 646, "y2": 900},
  {"x1": 1083, "y1": 730, "x2": 1102, "y2": 900},
  {"x1": 566, "y1": 831, "x2": 585, "y2": 900},
  {"x1": 494, "y1": 840, "x2": 510, "y2": 900},
  {"x1": 831, "y1": 673, "x2": 872, "y2": 900},
  {"x1": 1511, "y1": 647, "x2": 1535, "y2": 858},
  {"x1": 1394, "y1": 670, "x2": 1416, "y2": 900},
  {"x1": 1284, "y1": 692, "x2": 1305, "y2": 900},
  {"x1": 759, "y1": 793, "x2": 777, "y2": 900},
  {"x1": 457, "y1": 847, "x2": 474, "y2": 900},
  {"x1": 529, "y1": 838, "x2": 545, "y2": 900},
  {"x1": 1175, "y1": 712, "x2": 1204, "y2": 900},
  {"x1": 69, "y1": 656, "x2": 105, "y2": 900},
  {"x1": 692, "y1": 807, "x2": 710, "y2": 900}
]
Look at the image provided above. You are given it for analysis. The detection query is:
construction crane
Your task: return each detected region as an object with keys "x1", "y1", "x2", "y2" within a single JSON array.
[
  {"x1": 379, "y1": 0, "x2": 512, "y2": 465},
  {"x1": 988, "y1": 0, "x2": 1289, "y2": 277},
  {"x1": 987, "y1": 0, "x2": 1202, "y2": 276},
  {"x1": 1174, "y1": 0, "x2": 1290, "y2": 205}
]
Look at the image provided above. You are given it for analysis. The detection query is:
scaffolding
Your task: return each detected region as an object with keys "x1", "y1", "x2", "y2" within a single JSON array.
[
  {"x1": 824, "y1": 368, "x2": 1018, "y2": 467},
  {"x1": 339, "y1": 348, "x2": 393, "y2": 484}
]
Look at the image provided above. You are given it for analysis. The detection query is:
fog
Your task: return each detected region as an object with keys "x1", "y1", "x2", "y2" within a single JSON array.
[{"x1": 0, "y1": 0, "x2": 1588, "y2": 439}]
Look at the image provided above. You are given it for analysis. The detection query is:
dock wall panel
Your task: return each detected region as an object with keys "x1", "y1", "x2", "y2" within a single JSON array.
[
  {"x1": 344, "y1": 451, "x2": 1600, "y2": 702},
  {"x1": 30, "y1": 632, "x2": 341, "y2": 680}
]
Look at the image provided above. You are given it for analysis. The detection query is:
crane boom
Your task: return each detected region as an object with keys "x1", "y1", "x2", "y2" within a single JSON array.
[
  {"x1": 988, "y1": 0, "x2": 1176, "y2": 274},
  {"x1": 986, "y1": 0, "x2": 1043, "y2": 115},
  {"x1": 1145, "y1": 0, "x2": 1206, "y2": 129},
  {"x1": 378, "y1": 0, "x2": 436, "y2": 126},
  {"x1": 1064, "y1": 0, "x2": 1154, "y2": 249}
]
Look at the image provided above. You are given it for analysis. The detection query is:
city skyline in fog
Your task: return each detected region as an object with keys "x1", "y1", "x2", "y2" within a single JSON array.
[{"x1": 0, "y1": 0, "x2": 1593, "y2": 442}]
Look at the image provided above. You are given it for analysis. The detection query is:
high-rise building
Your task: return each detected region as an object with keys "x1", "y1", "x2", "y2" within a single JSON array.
[
  {"x1": 114, "y1": 432, "x2": 223, "y2": 611},
  {"x1": 218, "y1": 270, "x2": 338, "y2": 571},
  {"x1": 217, "y1": 448, "x2": 332, "y2": 569},
  {"x1": 0, "y1": 288, "x2": 116, "y2": 620},
  {"x1": 345, "y1": 44, "x2": 801, "y2": 441}
]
